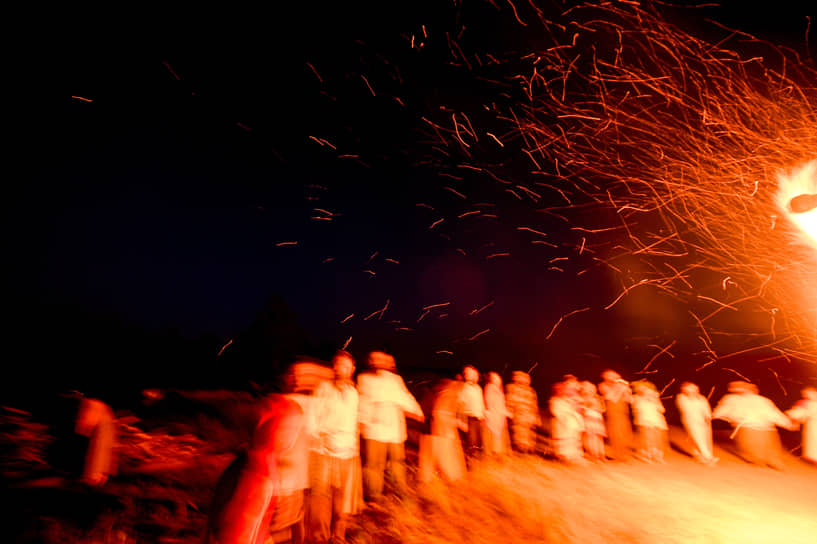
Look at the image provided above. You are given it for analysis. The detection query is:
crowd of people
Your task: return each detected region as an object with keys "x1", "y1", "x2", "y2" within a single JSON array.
[
  {"x1": 203, "y1": 352, "x2": 817, "y2": 544},
  {"x1": 35, "y1": 350, "x2": 816, "y2": 544}
]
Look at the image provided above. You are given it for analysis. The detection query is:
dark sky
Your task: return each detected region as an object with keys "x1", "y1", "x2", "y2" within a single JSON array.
[{"x1": 6, "y1": 1, "x2": 815, "y2": 401}]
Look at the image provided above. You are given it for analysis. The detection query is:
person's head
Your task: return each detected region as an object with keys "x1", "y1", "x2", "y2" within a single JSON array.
[
  {"x1": 332, "y1": 350, "x2": 356, "y2": 381},
  {"x1": 633, "y1": 380, "x2": 656, "y2": 396},
  {"x1": 368, "y1": 351, "x2": 396, "y2": 371},
  {"x1": 463, "y1": 365, "x2": 479, "y2": 384},
  {"x1": 680, "y1": 382, "x2": 699, "y2": 396},
  {"x1": 562, "y1": 375, "x2": 580, "y2": 396},
  {"x1": 512, "y1": 370, "x2": 531, "y2": 386},
  {"x1": 285, "y1": 359, "x2": 333, "y2": 394},
  {"x1": 580, "y1": 381, "x2": 597, "y2": 397},
  {"x1": 488, "y1": 371, "x2": 502, "y2": 387},
  {"x1": 802, "y1": 387, "x2": 817, "y2": 401},
  {"x1": 602, "y1": 369, "x2": 621, "y2": 383}
]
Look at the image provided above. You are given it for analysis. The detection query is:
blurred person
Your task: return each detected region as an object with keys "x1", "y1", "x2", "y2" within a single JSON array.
[
  {"x1": 712, "y1": 381, "x2": 793, "y2": 470},
  {"x1": 675, "y1": 382, "x2": 717, "y2": 465},
  {"x1": 206, "y1": 395, "x2": 303, "y2": 544},
  {"x1": 357, "y1": 351, "x2": 424, "y2": 502},
  {"x1": 483, "y1": 372, "x2": 512, "y2": 457},
  {"x1": 549, "y1": 380, "x2": 585, "y2": 463},
  {"x1": 307, "y1": 351, "x2": 363, "y2": 543},
  {"x1": 579, "y1": 381, "x2": 606, "y2": 461},
  {"x1": 418, "y1": 379, "x2": 468, "y2": 483},
  {"x1": 598, "y1": 370, "x2": 633, "y2": 460},
  {"x1": 458, "y1": 364, "x2": 486, "y2": 461},
  {"x1": 48, "y1": 392, "x2": 118, "y2": 488},
  {"x1": 785, "y1": 387, "x2": 817, "y2": 465},
  {"x1": 505, "y1": 370, "x2": 541, "y2": 454},
  {"x1": 632, "y1": 381, "x2": 668, "y2": 463},
  {"x1": 268, "y1": 360, "x2": 333, "y2": 544}
]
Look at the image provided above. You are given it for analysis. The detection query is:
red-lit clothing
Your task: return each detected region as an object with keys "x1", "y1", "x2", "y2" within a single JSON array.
[
  {"x1": 599, "y1": 380, "x2": 633, "y2": 460},
  {"x1": 206, "y1": 395, "x2": 303, "y2": 544},
  {"x1": 419, "y1": 381, "x2": 467, "y2": 482}
]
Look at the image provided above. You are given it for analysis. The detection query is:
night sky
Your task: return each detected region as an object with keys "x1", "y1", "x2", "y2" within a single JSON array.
[{"x1": 6, "y1": 1, "x2": 815, "y2": 405}]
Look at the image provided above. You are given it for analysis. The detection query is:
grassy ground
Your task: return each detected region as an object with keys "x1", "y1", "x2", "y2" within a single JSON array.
[{"x1": 348, "y1": 428, "x2": 817, "y2": 544}]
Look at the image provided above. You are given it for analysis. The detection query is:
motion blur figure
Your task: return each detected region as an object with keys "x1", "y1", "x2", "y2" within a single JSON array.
[
  {"x1": 418, "y1": 378, "x2": 468, "y2": 483},
  {"x1": 307, "y1": 351, "x2": 363, "y2": 543},
  {"x1": 357, "y1": 351, "x2": 424, "y2": 502},
  {"x1": 206, "y1": 395, "x2": 303, "y2": 544},
  {"x1": 505, "y1": 371, "x2": 541, "y2": 454},
  {"x1": 268, "y1": 361, "x2": 332, "y2": 544},
  {"x1": 579, "y1": 381, "x2": 606, "y2": 462},
  {"x1": 549, "y1": 380, "x2": 585, "y2": 463},
  {"x1": 712, "y1": 381, "x2": 793, "y2": 470},
  {"x1": 632, "y1": 382, "x2": 668, "y2": 463},
  {"x1": 676, "y1": 382, "x2": 717, "y2": 465},
  {"x1": 785, "y1": 387, "x2": 817, "y2": 465},
  {"x1": 458, "y1": 365, "x2": 486, "y2": 461},
  {"x1": 48, "y1": 393, "x2": 117, "y2": 487},
  {"x1": 482, "y1": 372, "x2": 511, "y2": 457},
  {"x1": 598, "y1": 370, "x2": 633, "y2": 461}
]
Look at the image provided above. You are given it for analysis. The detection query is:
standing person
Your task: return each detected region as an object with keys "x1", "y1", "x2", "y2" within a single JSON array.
[
  {"x1": 579, "y1": 381, "x2": 606, "y2": 462},
  {"x1": 549, "y1": 381, "x2": 585, "y2": 463},
  {"x1": 483, "y1": 372, "x2": 511, "y2": 457},
  {"x1": 712, "y1": 381, "x2": 793, "y2": 470},
  {"x1": 786, "y1": 387, "x2": 817, "y2": 465},
  {"x1": 458, "y1": 365, "x2": 486, "y2": 462},
  {"x1": 418, "y1": 379, "x2": 468, "y2": 483},
  {"x1": 357, "y1": 351, "x2": 424, "y2": 503},
  {"x1": 631, "y1": 381, "x2": 668, "y2": 463},
  {"x1": 307, "y1": 351, "x2": 363, "y2": 543},
  {"x1": 675, "y1": 382, "x2": 717, "y2": 465},
  {"x1": 598, "y1": 370, "x2": 633, "y2": 461},
  {"x1": 268, "y1": 360, "x2": 333, "y2": 544},
  {"x1": 505, "y1": 370, "x2": 541, "y2": 454},
  {"x1": 206, "y1": 395, "x2": 303, "y2": 544},
  {"x1": 47, "y1": 392, "x2": 118, "y2": 489}
]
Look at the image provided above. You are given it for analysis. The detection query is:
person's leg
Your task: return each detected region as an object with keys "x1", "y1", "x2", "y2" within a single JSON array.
[
  {"x1": 766, "y1": 430, "x2": 786, "y2": 470},
  {"x1": 363, "y1": 439, "x2": 387, "y2": 502},
  {"x1": 386, "y1": 442, "x2": 408, "y2": 497},
  {"x1": 306, "y1": 453, "x2": 332, "y2": 543}
]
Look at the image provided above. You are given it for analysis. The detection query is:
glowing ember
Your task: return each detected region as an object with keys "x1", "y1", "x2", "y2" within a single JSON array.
[{"x1": 420, "y1": 1, "x2": 817, "y2": 366}]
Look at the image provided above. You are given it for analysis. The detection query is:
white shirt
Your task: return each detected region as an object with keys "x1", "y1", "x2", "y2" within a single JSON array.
[
  {"x1": 713, "y1": 393, "x2": 790, "y2": 431},
  {"x1": 633, "y1": 394, "x2": 668, "y2": 430},
  {"x1": 676, "y1": 393, "x2": 711, "y2": 426},
  {"x1": 459, "y1": 382, "x2": 486, "y2": 419},
  {"x1": 312, "y1": 380, "x2": 359, "y2": 458},
  {"x1": 357, "y1": 370, "x2": 423, "y2": 444}
]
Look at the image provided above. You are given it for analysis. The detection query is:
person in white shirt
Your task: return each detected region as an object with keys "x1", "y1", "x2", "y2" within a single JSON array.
[
  {"x1": 357, "y1": 351, "x2": 424, "y2": 502},
  {"x1": 632, "y1": 381, "x2": 668, "y2": 463},
  {"x1": 785, "y1": 387, "x2": 817, "y2": 465},
  {"x1": 307, "y1": 351, "x2": 362, "y2": 543},
  {"x1": 712, "y1": 381, "x2": 793, "y2": 470},
  {"x1": 458, "y1": 364, "x2": 486, "y2": 461},
  {"x1": 676, "y1": 382, "x2": 717, "y2": 465},
  {"x1": 483, "y1": 372, "x2": 512, "y2": 457},
  {"x1": 549, "y1": 379, "x2": 585, "y2": 463}
]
